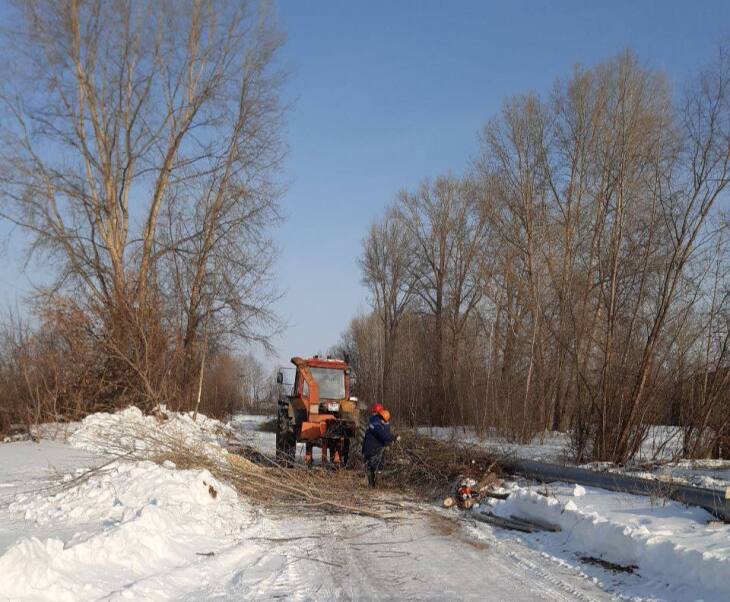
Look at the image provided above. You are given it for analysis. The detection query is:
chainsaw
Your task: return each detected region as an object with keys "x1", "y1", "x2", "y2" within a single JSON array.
[{"x1": 443, "y1": 477, "x2": 478, "y2": 509}]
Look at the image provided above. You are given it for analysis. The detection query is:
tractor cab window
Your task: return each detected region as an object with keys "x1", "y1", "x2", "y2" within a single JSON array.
[{"x1": 307, "y1": 367, "x2": 345, "y2": 399}]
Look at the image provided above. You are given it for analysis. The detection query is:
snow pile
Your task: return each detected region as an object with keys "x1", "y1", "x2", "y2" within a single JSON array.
[
  {"x1": 68, "y1": 405, "x2": 231, "y2": 459},
  {"x1": 0, "y1": 459, "x2": 250, "y2": 601},
  {"x1": 490, "y1": 482, "x2": 730, "y2": 601}
]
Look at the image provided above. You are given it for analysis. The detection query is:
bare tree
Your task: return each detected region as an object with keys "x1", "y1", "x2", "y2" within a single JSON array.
[
  {"x1": 394, "y1": 175, "x2": 488, "y2": 424},
  {"x1": 348, "y1": 47, "x2": 730, "y2": 464},
  {"x1": 0, "y1": 0, "x2": 285, "y2": 412},
  {"x1": 480, "y1": 93, "x2": 551, "y2": 439},
  {"x1": 359, "y1": 208, "x2": 417, "y2": 405},
  {"x1": 591, "y1": 50, "x2": 730, "y2": 462}
]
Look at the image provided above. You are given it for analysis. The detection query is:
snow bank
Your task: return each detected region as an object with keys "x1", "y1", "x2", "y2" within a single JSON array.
[
  {"x1": 68, "y1": 405, "x2": 230, "y2": 459},
  {"x1": 0, "y1": 459, "x2": 249, "y2": 601},
  {"x1": 491, "y1": 483, "x2": 730, "y2": 601}
]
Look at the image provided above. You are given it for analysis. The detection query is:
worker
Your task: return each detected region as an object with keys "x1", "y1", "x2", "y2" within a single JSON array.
[{"x1": 362, "y1": 404, "x2": 399, "y2": 487}]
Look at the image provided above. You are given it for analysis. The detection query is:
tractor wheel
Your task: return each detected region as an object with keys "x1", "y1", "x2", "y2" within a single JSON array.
[
  {"x1": 275, "y1": 410, "x2": 296, "y2": 467},
  {"x1": 342, "y1": 436, "x2": 351, "y2": 466},
  {"x1": 344, "y1": 427, "x2": 364, "y2": 469}
]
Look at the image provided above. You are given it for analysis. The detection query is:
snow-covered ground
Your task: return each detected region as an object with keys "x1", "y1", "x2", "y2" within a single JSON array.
[
  {"x1": 0, "y1": 456, "x2": 258, "y2": 600},
  {"x1": 0, "y1": 438, "x2": 610, "y2": 600},
  {"x1": 0, "y1": 441, "x2": 99, "y2": 558},
  {"x1": 0, "y1": 409, "x2": 728, "y2": 600},
  {"x1": 418, "y1": 426, "x2": 572, "y2": 462},
  {"x1": 228, "y1": 414, "x2": 276, "y2": 456},
  {"x1": 483, "y1": 481, "x2": 730, "y2": 601}
]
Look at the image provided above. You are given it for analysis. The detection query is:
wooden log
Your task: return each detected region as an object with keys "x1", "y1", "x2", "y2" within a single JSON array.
[
  {"x1": 508, "y1": 514, "x2": 561, "y2": 532},
  {"x1": 471, "y1": 512, "x2": 536, "y2": 533},
  {"x1": 479, "y1": 490, "x2": 510, "y2": 500}
]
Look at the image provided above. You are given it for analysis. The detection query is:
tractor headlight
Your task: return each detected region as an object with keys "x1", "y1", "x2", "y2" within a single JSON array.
[{"x1": 325, "y1": 402, "x2": 340, "y2": 412}]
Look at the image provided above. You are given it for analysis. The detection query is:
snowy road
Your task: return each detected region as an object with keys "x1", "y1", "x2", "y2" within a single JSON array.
[
  {"x1": 283, "y1": 509, "x2": 612, "y2": 601},
  {"x1": 183, "y1": 502, "x2": 613, "y2": 601},
  {"x1": 225, "y1": 416, "x2": 614, "y2": 599}
]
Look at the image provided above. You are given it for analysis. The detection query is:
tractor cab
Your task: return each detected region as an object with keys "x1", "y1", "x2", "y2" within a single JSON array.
[{"x1": 276, "y1": 356, "x2": 360, "y2": 466}]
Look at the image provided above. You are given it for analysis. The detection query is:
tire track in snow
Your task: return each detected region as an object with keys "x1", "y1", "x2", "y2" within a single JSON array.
[
  {"x1": 302, "y1": 508, "x2": 615, "y2": 601},
  {"x1": 489, "y1": 537, "x2": 606, "y2": 602},
  {"x1": 462, "y1": 518, "x2": 617, "y2": 602}
]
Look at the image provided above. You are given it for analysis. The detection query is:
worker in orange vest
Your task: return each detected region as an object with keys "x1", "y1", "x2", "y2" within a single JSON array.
[{"x1": 362, "y1": 403, "x2": 399, "y2": 487}]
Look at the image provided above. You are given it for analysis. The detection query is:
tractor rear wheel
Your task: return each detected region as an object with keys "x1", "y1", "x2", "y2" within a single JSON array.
[
  {"x1": 275, "y1": 409, "x2": 296, "y2": 467},
  {"x1": 342, "y1": 436, "x2": 351, "y2": 465}
]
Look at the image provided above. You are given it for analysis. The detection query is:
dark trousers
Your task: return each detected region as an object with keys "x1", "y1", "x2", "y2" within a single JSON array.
[{"x1": 365, "y1": 451, "x2": 384, "y2": 487}]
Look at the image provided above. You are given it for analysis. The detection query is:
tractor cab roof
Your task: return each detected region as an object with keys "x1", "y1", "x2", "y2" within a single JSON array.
[{"x1": 291, "y1": 355, "x2": 348, "y2": 370}]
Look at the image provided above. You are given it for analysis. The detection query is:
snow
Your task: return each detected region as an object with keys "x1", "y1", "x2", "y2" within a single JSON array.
[
  {"x1": 0, "y1": 460, "x2": 249, "y2": 601},
  {"x1": 0, "y1": 407, "x2": 266, "y2": 600},
  {"x1": 0, "y1": 441, "x2": 101, "y2": 559},
  {"x1": 2, "y1": 422, "x2": 81, "y2": 444},
  {"x1": 0, "y1": 439, "x2": 613, "y2": 601},
  {"x1": 418, "y1": 426, "x2": 571, "y2": 462},
  {"x1": 485, "y1": 480, "x2": 730, "y2": 601},
  {"x1": 68, "y1": 405, "x2": 231, "y2": 459},
  {"x1": 658, "y1": 459, "x2": 730, "y2": 489},
  {"x1": 2, "y1": 408, "x2": 729, "y2": 600},
  {"x1": 228, "y1": 414, "x2": 276, "y2": 456}
]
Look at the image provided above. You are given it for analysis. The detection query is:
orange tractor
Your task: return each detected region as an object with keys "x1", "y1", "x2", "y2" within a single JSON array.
[{"x1": 275, "y1": 356, "x2": 361, "y2": 466}]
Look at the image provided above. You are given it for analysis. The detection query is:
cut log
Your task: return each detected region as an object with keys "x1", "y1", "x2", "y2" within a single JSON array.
[
  {"x1": 479, "y1": 490, "x2": 510, "y2": 500},
  {"x1": 508, "y1": 514, "x2": 561, "y2": 532},
  {"x1": 471, "y1": 512, "x2": 536, "y2": 533}
]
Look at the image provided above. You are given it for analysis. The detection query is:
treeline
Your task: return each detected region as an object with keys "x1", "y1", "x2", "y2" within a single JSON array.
[
  {"x1": 0, "y1": 1, "x2": 284, "y2": 431},
  {"x1": 0, "y1": 313, "x2": 277, "y2": 432},
  {"x1": 339, "y1": 51, "x2": 730, "y2": 463}
]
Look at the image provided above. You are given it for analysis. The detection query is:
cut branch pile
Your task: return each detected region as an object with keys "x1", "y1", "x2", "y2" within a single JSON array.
[
  {"x1": 120, "y1": 429, "x2": 397, "y2": 519},
  {"x1": 383, "y1": 430, "x2": 502, "y2": 499},
  {"x1": 98, "y1": 424, "x2": 504, "y2": 519}
]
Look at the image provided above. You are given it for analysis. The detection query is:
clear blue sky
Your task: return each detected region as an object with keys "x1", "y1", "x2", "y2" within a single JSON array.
[{"x1": 1, "y1": 0, "x2": 729, "y2": 370}]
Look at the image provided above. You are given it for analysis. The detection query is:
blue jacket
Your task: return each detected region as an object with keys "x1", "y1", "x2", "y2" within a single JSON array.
[{"x1": 362, "y1": 413, "x2": 396, "y2": 459}]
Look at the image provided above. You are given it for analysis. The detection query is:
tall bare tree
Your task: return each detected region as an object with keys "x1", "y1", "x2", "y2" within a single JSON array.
[
  {"x1": 480, "y1": 93, "x2": 551, "y2": 439},
  {"x1": 394, "y1": 176, "x2": 488, "y2": 424},
  {"x1": 359, "y1": 208, "x2": 416, "y2": 405},
  {"x1": 0, "y1": 0, "x2": 285, "y2": 411},
  {"x1": 349, "y1": 47, "x2": 730, "y2": 463}
]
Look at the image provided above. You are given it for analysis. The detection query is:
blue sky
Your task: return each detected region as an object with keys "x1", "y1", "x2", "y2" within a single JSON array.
[{"x1": 2, "y1": 0, "x2": 730, "y2": 369}]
